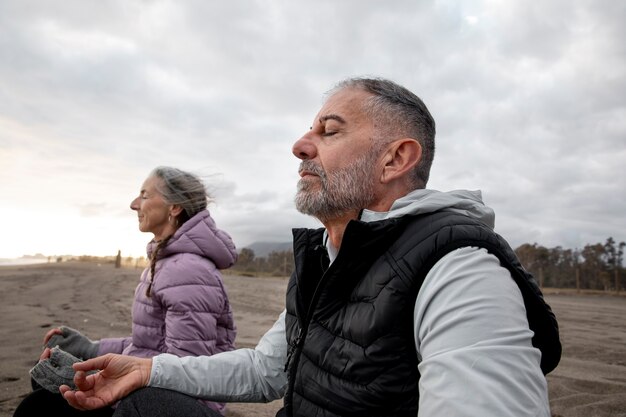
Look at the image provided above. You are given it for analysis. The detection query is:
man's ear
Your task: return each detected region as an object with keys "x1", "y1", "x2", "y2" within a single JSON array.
[{"x1": 380, "y1": 139, "x2": 422, "y2": 184}]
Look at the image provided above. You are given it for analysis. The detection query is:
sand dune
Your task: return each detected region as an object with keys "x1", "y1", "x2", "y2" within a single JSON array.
[{"x1": 0, "y1": 262, "x2": 624, "y2": 417}]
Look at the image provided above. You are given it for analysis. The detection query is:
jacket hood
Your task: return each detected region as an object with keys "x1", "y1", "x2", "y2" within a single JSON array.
[
  {"x1": 147, "y1": 210, "x2": 237, "y2": 269},
  {"x1": 360, "y1": 189, "x2": 495, "y2": 229}
]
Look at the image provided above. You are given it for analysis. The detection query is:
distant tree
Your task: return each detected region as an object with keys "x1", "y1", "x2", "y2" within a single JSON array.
[
  {"x1": 267, "y1": 250, "x2": 294, "y2": 277},
  {"x1": 603, "y1": 237, "x2": 625, "y2": 292},
  {"x1": 515, "y1": 243, "x2": 539, "y2": 270},
  {"x1": 238, "y1": 248, "x2": 255, "y2": 266},
  {"x1": 515, "y1": 243, "x2": 549, "y2": 287},
  {"x1": 255, "y1": 256, "x2": 268, "y2": 274},
  {"x1": 580, "y1": 243, "x2": 608, "y2": 290},
  {"x1": 553, "y1": 248, "x2": 578, "y2": 288}
]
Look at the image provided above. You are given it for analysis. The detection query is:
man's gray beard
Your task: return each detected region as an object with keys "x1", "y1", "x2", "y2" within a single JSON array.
[{"x1": 294, "y1": 152, "x2": 377, "y2": 222}]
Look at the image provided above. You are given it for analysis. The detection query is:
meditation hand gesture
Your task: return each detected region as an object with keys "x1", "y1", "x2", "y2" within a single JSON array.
[{"x1": 59, "y1": 354, "x2": 152, "y2": 410}]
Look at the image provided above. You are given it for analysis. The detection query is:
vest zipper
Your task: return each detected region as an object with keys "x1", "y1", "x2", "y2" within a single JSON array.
[
  {"x1": 285, "y1": 254, "x2": 334, "y2": 414},
  {"x1": 284, "y1": 327, "x2": 302, "y2": 372}
]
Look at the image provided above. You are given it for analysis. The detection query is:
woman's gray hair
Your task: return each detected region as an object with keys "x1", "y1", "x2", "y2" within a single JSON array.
[
  {"x1": 150, "y1": 166, "x2": 211, "y2": 224},
  {"x1": 329, "y1": 77, "x2": 436, "y2": 189}
]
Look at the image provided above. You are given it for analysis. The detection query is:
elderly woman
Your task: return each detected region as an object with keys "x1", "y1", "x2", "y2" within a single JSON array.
[{"x1": 14, "y1": 166, "x2": 237, "y2": 417}]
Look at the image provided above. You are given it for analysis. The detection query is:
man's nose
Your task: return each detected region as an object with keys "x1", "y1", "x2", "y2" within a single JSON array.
[{"x1": 292, "y1": 132, "x2": 317, "y2": 160}]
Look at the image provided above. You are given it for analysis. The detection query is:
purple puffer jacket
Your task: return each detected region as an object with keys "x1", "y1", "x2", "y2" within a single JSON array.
[{"x1": 98, "y1": 210, "x2": 237, "y2": 413}]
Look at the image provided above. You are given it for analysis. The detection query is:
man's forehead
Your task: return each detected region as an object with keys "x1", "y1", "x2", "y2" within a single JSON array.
[{"x1": 314, "y1": 88, "x2": 371, "y2": 123}]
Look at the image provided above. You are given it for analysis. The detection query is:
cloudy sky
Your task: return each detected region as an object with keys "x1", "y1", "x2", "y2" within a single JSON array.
[{"x1": 1, "y1": 0, "x2": 624, "y2": 259}]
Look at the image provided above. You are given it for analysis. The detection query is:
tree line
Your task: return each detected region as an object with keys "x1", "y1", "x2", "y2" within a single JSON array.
[
  {"x1": 232, "y1": 248, "x2": 294, "y2": 277},
  {"x1": 232, "y1": 237, "x2": 626, "y2": 293},
  {"x1": 515, "y1": 237, "x2": 624, "y2": 292}
]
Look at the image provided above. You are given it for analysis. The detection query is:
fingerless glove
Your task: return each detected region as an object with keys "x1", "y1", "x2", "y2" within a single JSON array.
[
  {"x1": 46, "y1": 326, "x2": 100, "y2": 359},
  {"x1": 30, "y1": 347, "x2": 82, "y2": 392}
]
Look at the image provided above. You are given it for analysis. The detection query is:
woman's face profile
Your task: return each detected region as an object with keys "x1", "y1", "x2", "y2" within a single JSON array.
[{"x1": 130, "y1": 175, "x2": 172, "y2": 240}]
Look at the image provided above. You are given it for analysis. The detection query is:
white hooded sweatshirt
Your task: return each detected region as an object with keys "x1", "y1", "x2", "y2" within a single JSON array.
[{"x1": 150, "y1": 189, "x2": 550, "y2": 417}]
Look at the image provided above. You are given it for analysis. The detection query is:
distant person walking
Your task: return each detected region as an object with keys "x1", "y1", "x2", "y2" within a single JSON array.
[
  {"x1": 13, "y1": 166, "x2": 238, "y2": 416},
  {"x1": 115, "y1": 250, "x2": 122, "y2": 268}
]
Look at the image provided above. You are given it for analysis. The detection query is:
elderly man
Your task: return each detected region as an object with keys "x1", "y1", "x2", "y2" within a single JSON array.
[{"x1": 60, "y1": 78, "x2": 560, "y2": 417}]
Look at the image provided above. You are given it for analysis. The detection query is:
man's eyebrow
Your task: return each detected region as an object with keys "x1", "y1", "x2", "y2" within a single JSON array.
[{"x1": 319, "y1": 114, "x2": 346, "y2": 124}]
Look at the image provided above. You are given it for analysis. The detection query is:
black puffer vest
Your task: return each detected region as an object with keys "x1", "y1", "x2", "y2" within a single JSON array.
[{"x1": 283, "y1": 211, "x2": 561, "y2": 417}]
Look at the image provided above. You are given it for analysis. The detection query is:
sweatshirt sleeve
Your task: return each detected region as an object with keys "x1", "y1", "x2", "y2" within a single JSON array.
[
  {"x1": 149, "y1": 310, "x2": 288, "y2": 403},
  {"x1": 414, "y1": 247, "x2": 550, "y2": 417}
]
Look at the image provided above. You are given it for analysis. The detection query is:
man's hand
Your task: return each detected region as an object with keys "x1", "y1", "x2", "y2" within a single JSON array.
[{"x1": 59, "y1": 354, "x2": 152, "y2": 410}]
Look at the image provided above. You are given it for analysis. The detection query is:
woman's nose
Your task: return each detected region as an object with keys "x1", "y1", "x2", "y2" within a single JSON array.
[{"x1": 130, "y1": 197, "x2": 139, "y2": 211}]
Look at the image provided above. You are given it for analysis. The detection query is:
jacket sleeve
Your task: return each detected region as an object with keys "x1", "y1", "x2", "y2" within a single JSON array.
[
  {"x1": 156, "y1": 257, "x2": 235, "y2": 357},
  {"x1": 149, "y1": 310, "x2": 288, "y2": 402},
  {"x1": 414, "y1": 247, "x2": 551, "y2": 417},
  {"x1": 97, "y1": 337, "x2": 132, "y2": 355}
]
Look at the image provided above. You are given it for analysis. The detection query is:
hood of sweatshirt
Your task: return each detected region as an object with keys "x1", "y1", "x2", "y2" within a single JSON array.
[
  {"x1": 324, "y1": 189, "x2": 495, "y2": 262},
  {"x1": 359, "y1": 189, "x2": 495, "y2": 229}
]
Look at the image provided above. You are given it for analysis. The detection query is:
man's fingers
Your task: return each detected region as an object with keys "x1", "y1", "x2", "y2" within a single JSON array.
[
  {"x1": 74, "y1": 370, "x2": 93, "y2": 391},
  {"x1": 62, "y1": 389, "x2": 87, "y2": 411},
  {"x1": 61, "y1": 384, "x2": 104, "y2": 411},
  {"x1": 72, "y1": 354, "x2": 108, "y2": 372},
  {"x1": 75, "y1": 390, "x2": 105, "y2": 410}
]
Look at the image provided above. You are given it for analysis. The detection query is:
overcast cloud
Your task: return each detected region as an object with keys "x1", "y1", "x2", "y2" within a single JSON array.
[{"x1": 0, "y1": 0, "x2": 624, "y2": 258}]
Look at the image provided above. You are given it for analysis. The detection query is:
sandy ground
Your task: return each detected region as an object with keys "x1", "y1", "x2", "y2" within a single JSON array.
[{"x1": 0, "y1": 262, "x2": 625, "y2": 417}]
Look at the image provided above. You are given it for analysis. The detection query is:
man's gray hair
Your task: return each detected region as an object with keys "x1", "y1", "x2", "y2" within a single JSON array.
[{"x1": 330, "y1": 77, "x2": 436, "y2": 188}]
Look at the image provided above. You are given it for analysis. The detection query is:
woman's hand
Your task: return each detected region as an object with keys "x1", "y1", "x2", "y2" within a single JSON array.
[
  {"x1": 44, "y1": 326, "x2": 100, "y2": 359},
  {"x1": 60, "y1": 354, "x2": 152, "y2": 410},
  {"x1": 43, "y1": 327, "x2": 63, "y2": 346},
  {"x1": 39, "y1": 347, "x2": 52, "y2": 361}
]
